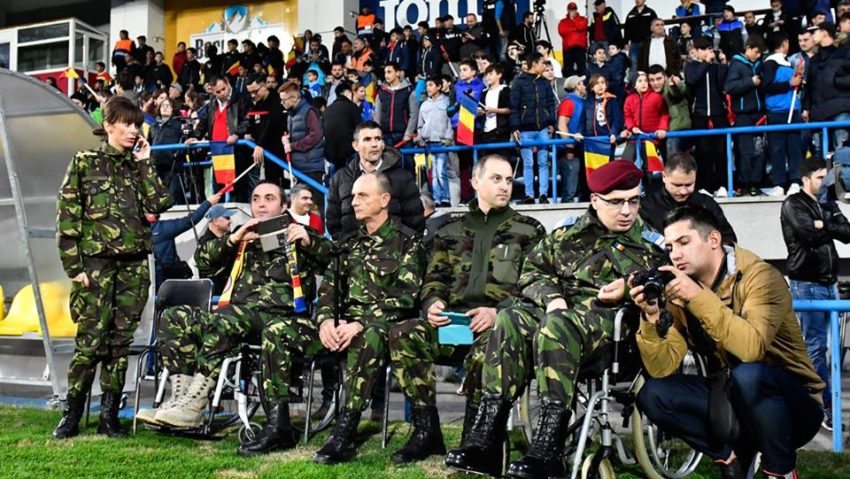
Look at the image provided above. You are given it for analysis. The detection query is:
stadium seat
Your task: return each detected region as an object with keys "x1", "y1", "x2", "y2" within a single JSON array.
[{"x1": 0, "y1": 282, "x2": 71, "y2": 336}]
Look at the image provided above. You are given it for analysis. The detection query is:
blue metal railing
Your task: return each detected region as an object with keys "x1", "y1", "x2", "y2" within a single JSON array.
[
  {"x1": 792, "y1": 299, "x2": 849, "y2": 453},
  {"x1": 400, "y1": 120, "x2": 850, "y2": 202}
]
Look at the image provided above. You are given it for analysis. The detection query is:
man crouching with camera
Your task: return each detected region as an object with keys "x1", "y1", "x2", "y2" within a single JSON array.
[{"x1": 620, "y1": 206, "x2": 824, "y2": 479}]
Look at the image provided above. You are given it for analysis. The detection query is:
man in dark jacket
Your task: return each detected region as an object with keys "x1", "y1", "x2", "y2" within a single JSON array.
[
  {"x1": 640, "y1": 152, "x2": 737, "y2": 243},
  {"x1": 509, "y1": 12, "x2": 537, "y2": 53},
  {"x1": 803, "y1": 23, "x2": 850, "y2": 155},
  {"x1": 781, "y1": 157, "x2": 850, "y2": 430},
  {"x1": 725, "y1": 38, "x2": 765, "y2": 196},
  {"x1": 147, "y1": 52, "x2": 174, "y2": 91},
  {"x1": 685, "y1": 37, "x2": 729, "y2": 195},
  {"x1": 324, "y1": 83, "x2": 363, "y2": 169},
  {"x1": 638, "y1": 18, "x2": 682, "y2": 74},
  {"x1": 624, "y1": 0, "x2": 657, "y2": 82},
  {"x1": 246, "y1": 75, "x2": 285, "y2": 187},
  {"x1": 326, "y1": 120, "x2": 425, "y2": 238},
  {"x1": 590, "y1": 0, "x2": 623, "y2": 47},
  {"x1": 179, "y1": 47, "x2": 202, "y2": 93},
  {"x1": 719, "y1": 6, "x2": 746, "y2": 57},
  {"x1": 510, "y1": 52, "x2": 557, "y2": 204},
  {"x1": 281, "y1": 81, "x2": 326, "y2": 208},
  {"x1": 374, "y1": 62, "x2": 419, "y2": 148}
]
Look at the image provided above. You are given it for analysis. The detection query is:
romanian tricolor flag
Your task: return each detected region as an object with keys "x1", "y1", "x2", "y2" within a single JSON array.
[
  {"x1": 210, "y1": 143, "x2": 236, "y2": 185},
  {"x1": 456, "y1": 93, "x2": 477, "y2": 146},
  {"x1": 226, "y1": 60, "x2": 241, "y2": 76},
  {"x1": 286, "y1": 243, "x2": 308, "y2": 313},
  {"x1": 362, "y1": 72, "x2": 378, "y2": 105},
  {"x1": 285, "y1": 37, "x2": 304, "y2": 70},
  {"x1": 219, "y1": 242, "x2": 247, "y2": 307},
  {"x1": 584, "y1": 137, "x2": 614, "y2": 177},
  {"x1": 62, "y1": 67, "x2": 79, "y2": 79},
  {"x1": 643, "y1": 141, "x2": 664, "y2": 173},
  {"x1": 267, "y1": 63, "x2": 276, "y2": 78}
]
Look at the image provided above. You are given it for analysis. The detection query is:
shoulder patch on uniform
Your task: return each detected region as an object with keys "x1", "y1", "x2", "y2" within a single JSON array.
[
  {"x1": 642, "y1": 230, "x2": 666, "y2": 249},
  {"x1": 560, "y1": 216, "x2": 580, "y2": 227}
]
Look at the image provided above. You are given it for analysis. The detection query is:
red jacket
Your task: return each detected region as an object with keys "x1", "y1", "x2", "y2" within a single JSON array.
[
  {"x1": 558, "y1": 15, "x2": 589, "y2": 50},
  {"x1": 623, "y1": 90, "x2": 670, "y2": 133},
  {"x1": 172, "y1": 51, "x2": 187, "y2": 77}
]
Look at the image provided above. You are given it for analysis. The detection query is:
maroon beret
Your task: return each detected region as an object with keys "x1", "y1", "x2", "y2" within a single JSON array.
[{"x1": 588, "y1": 160, "x2": 643, "y2": 194}]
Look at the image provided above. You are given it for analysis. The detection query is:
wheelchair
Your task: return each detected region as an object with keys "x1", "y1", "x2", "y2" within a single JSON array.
[{"x1": 513, "y1": 307, "x2": 706, "y2": 479}]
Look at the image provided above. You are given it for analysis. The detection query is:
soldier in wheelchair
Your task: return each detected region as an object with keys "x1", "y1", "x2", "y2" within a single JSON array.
[
  {"x1": 446, "y1": 160, "x2": 668, "y2": 478},
  {"x1": 623, "y1": 206, "x2": 824, "y2": 479},
  {"x1": 135, "y1": 181, "x2": 332, "y2": 452}
]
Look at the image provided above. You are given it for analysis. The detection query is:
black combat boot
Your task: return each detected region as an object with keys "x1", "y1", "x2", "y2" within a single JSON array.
[
  {"x1": 238, "y1": 401, "x2": 297, "y2": 456},
  {"x1": 391, "y1": 405, "x2": 447, "y2": 464},
  {"x1": 53, "y1": 392, "x2": 87, "y2": 439},
  {"x1": 444, "y1": 395, "x2": 512, "y2": 477},
  {"x1": 313, "y1": 408, "x2": 361, "y2": 464},
  {"x1": 97, "y1": 392, "x2": 127, "y2": 438},
  {"x1": 460, "y1": 399, "x2": 479, "y2": 444},
  {"x1": 507, "y1": 403, "x2": 570, "y2": 479}
]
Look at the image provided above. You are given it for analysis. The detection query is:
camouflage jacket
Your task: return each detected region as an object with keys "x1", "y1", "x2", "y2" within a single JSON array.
[
  {"x1": 56, "y1": 143, "x2": 173, "y2": 277},
  {"x1": 422, "y1": 200, "x2": 546, "y2": 311},
  {"x1": 316, "y1": 217, "x2": 426, "y2": 325},
  {"x1": 521, "y1": 209, "x2": 667, "y2": 310},
  {"x1": 198, "y1": 212, "x2": 331, "y2": 314}
]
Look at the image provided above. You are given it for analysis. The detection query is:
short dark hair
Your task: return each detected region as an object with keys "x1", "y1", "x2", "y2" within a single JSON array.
[
  {"x1": 384, "y1": 61, "x2": 401, "y2": 71},
  {"x1": 459, "y1": 59, "x2": 477, "y2": 72},
  {"x1": 267, "y1": 35, "x2": 279, "y2": 43},
  {"x1": 187, "y1": 47, "x2": 197, "y2": 55},
  {"x1": 745, "y1": 36, "x2": 766, "y2": 52},
  {"x1": 425, "y1": 75, "x2": 441, "y2": 86},
  {"x1": 800, "y1": 157, "x2": 827, "y2": 178},
  {"x1": 525, "y1": 52, "x2": 545, "y2": 65},
  {"x1": 177, "y1": 41, "x2": 186, "y2": 47},
  {"x1": 523, "y1": 12, "x2": 534, "y2": 20},
  {"x1": 647, "y1": 64, "x2": 666, "y2": 76},
  {"x1": 354, "y1": 120, "x2": 383, "y2": 141},
  {"x1": 768, "y1": 31, "x2": 790, "y2": 51},
  {"x1": 335, "y1": 82, "x2": 352, "y2": 97},
  {"x1": 535, "y1": 40, "x2": 553, "y2": 51},
  {"x1": 95, "y1": 61, "x2": 106, "y2": 69},
  {"x1": 228, "y1": 39, "x2": 238, "y2": 46},
  {"x1": 693, "y1": 37, "x2": 713, "y2": 50},
  {"x1": 116, "y1": 69, "x2": 135, "y2": 90},
  {"x1": 253, "y1": 180, "x2": 287, "y2": 204},
  {"x1": 331, "y1": 59, "x2": 346, "y2": 69},
  {"x1": 418, "y1": 21, "x2": 429, "y2": 29},
  {"x1": 208, "y1": 75, "x2": 228, "y2": 86},
  {"x1": 665, "y1": 152, "x2": 698, "y2": 174},
  {"x1": 137, "y1": 35, "x2": 146, "y2": 41},
  {"x1": 484, "y1": 63, "x2": 505, "y2": 77},
  {"x1": 662, "y1": 205, "x2": 721, "y2": 240}
]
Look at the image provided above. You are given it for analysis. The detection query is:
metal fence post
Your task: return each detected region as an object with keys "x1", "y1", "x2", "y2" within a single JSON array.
[
  {"x1": 823, "y1": 127, "x2": 830, "y2": 160},
  {"x1": 551, "y1": 144, "x2": 558, "y2": 204},
  {"x1": 831, "y1": 310, "x2": 842, "y2": 452},
  {"x1": 726, "y1": 133, "x2": 735, "y2": 197}
]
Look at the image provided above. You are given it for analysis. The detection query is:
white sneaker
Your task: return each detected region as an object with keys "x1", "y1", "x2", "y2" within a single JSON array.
[
  {"x1": 787, "y1": 183, "x2": 801, "y2": 195},
  {"x1": 714, "y1": 187, "x2": 728, "y2": 198},
  {"x1": 767, "y1": 186, "x2": 785, "y2": 197}
]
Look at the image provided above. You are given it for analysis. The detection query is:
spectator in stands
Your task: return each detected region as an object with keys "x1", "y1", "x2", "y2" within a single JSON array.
[
  {"x1": 245, "y1": 75, "x2": 285, "y2": 188},
  {"x1": 460, "y1": 13, "x2": 489, "y2": 60},
  {"x1": 587, "y1": 43, "x2": 613, "y2": 88},
  {"x1": 375, "y1": 62, "x2": 418, "y2": 150},
  {"x1": 839, "y1": 0, "x2": 850, "y2": 17},
  {"x1": 719, "y1": 6, "x2": 746, "y2": 57},
  {"x1": 387, "y1": 29, "x2": 410, "y2": 78},
  {"x1": 167, "y1": 82, "x2": 182, "y2": 104},
  {"x1": 241, "y1": 39, "x2": 262, "y2": 72},
  {"x1": 265, "y1": 74, "x2": 279, "y2": 92},
  {"x1": 324, "y1": 83, "x2": 362, "y2": 171},
  {"x1": 320, "y1": 61, "x2": 345, "y2": 105},
  {"x1": 675, "y1": 0, "x2": 702, "y2": 34},
  {"x1": 335, "y1": 38, "x2": 354, "y2": 67},
  {"x1": 326, "y1": 120, "x2": 424, "y2": 238},
  {"x1": 149, "y1": 98, "x2": 186, "y2": 201},
  {"x1": 351, "y1": 37, "x2": 375, "y2": 73},
  {"x1": 606, "y1": 42, "x2": 630, "y2": 103},
  {"x1": 303, "y1": 37, "x2": 329, "y2": 66},
  {"x1": 452, "y1": 60, "x2": 486, "y2": 124},
  {"x1": 441, "y1": 15, "x2": 464, "y2": 62},
  {"x1": 647, "y1": 65, "x2": 690, "y2": 154},
  {"x1": 622, "y1": 72, "x2": 669, "y2": 162},
  {"x1": 352, "y1": 82, "x2": 375, "y2": 121},
  {"x1": 510, "y1": 11, "x2": 537, "y2": 54},
  {"x1": 221, "y1": 39, "x2": 240, "y2": 80},
  {"x1": 123, "y1": 51, "x2": 145, "y2": 87},
  {"x1": 402, "y1": 26, "x2": 419, "y2": 79},
  {"x1": 280, "y1": 81, "x2": 326, "y2": 206},
  {"x1": 632, "y1": 206, "x2": 823, "y2": 479},
  {"x1": 179, "y1": 47, "x2": 202, "y2": 94},
  {"x1": 640, "y1": 152, "x2": 737, "y2": 242},
  {"x1": 582, "y1": 74, "x2": 623, "y2": 146},
  {"x1": 744, "y1": 11, "x2": 766, "y2": 42},
  {"x1": 725, "y1": 37, "x2": 766, "y2": 197},
  {"x1": 115, "y1": 69, "x2": 139, "y2": 107},
  {"x1": 686, "y1": 37, "x2": 729, "y2": 196},
  {"x1": 764, "y1": 0, "x2": 795, "y2": 45},
  {"x1": 782, "y1": 157, "x2": 850, "y2": 433},
  {"x1": 265, "y1": 35, "x2": 284, "y2": 81},
  {"x1": 839, "y1": 14, "x2": 850, "y2": 43},
  {"x1": 112, "y1": 29, "x2": 135, "y2": 72},
  {"x1": 556, "y1": 75, "x2": 587, "y2": 202},
  {"x1": 136, "y1": 35, "x2": 154, "y2": 62},
  {"x1": 511, "y1": 53, "x2": 557, "y2": 204},
  {"x1": 417, "y1": 76, "x2": 454, "y2": 207},
  {"x1": 332, "y1": 26, "x2": 349, "y2": 58},
  {"x1": 420, "y1": 193, "x2": 451, "y2": 254},
  {"x1": 95, "y1": 61, "x2": 113, "y2": 88},
  {"x1": 810, "y1": 11, "x2": 828, "y2": 26},
  {"x1": 477, "y1": 64, "x2": 511, "y2": 151},
  {"x1": 763, "y1": 32, "x2": 804, "y2": 196},
  {"x1": 675, "y1": 21, "x2": 696, "y2": 60},
  {"x1": 417, "y1": 34, "x2": 442, "y2": 78},
  {"x1": 172, "y1": 41, "x2": 187, "y2": 79},
  {"x1": 543, "y1": 61, "x2": 567, "y2": 102},
  {"x1": 536, "y1": 40, "x2": 563, "y2": 78},
  {"x1": 590, "y1": 0, "x2": 623, "y2": 48},
  {"x1": 356, "y1": 6, "x2": 376, "y2": 36},
  {"x1": 304, "y1": 70, "x2": 322, "y2": 98},
  {"x1": 559, "y1": 2, "x2": 589, "y2": 77},
  {"x1": 639, "y1": 18, "x2": 682, "y2": 74},
  {"x1": 482, "y1": 0, "x2": 515, "y2": 60},
  {"x1": 288, "y1": 183, "x2": 324, "y2": 235},
  {"x1": 625, "y1": 0, "x2": 658, "y2": 82},
  {"x1": 196, "y1": 205, "x2": 233, "y2": 295},
  {"x1": 804, "y1": 23, "x2": 850, "y2": 156},
  {"x1": 148, "y1": 52, "x2": 174, "y2": 91},
  {"x1": 472, "y1": 50, "x2": 495, "y2": 79}
]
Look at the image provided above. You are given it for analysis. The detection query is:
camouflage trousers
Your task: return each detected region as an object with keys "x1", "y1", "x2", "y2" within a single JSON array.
[
  {"x1": 67, "y1": 257, "x2": 150, "y2": 397},
  {"x1": 336, "y1": 319, "x2": 389, "y2": 412},
  {"x1": 390, "y1": 318, "x2": 489, "y2": 408},
  {"x1": 482, "y1": 300, "x2": 614, "y2": 406},
  {"x1": 158, "y1": 303, "x2": 277, "y2": 378},
  {"x1": 261, "y1": 316, "x2": 323, "y2": 401}
]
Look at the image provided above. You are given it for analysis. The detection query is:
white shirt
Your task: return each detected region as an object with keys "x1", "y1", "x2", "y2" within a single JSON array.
[
  {"x1": 290, "y1": 211, "x2": 311, "y2": 226},
  {"x1": 649, "y1": 36, "x2": 667, "y2": 70},
  {"x1": 484, "y1": 85, "x2": 505, "y2": 132},
  {"x1": 548, "y1": 57, "x2": 563, "y2": 78}
]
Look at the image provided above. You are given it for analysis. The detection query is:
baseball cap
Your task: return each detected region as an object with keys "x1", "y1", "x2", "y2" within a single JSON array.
[
  {"x1": 564, "y1": 75, "x2": 586, "y2": 91},
  {"x1": 568, "y1": 2, "x2": 578, "y2": 10},
  {"x1": 170, "y1": 82, "x2": 183, "y2": 93},
  {"x1": 206, "y1": 205, "x2": 234, "y2": 220}
]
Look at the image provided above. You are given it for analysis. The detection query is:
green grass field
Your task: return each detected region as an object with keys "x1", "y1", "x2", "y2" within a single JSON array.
[{"x1": 0, "y1": 405, "x2": 847, "y2": 478}]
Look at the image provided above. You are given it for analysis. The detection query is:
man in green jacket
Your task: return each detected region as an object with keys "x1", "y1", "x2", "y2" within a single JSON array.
[
  {"x1": 627, "y1": 206, "x2": 824, "y2": 479},
  {"x1": 648, "y1": 64, "x2": 690, "y2": 154}
]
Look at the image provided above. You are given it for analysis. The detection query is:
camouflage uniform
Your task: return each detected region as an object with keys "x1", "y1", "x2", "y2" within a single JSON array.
[
  {"x1": 157, "y1": 212, "x2": 330, "y2": 396},
  {"x1": 316, "y1": 217, "x2": 425, "y2": 412},
  {"x1": 390, "y1": 201, "x2": 545, "y2": 408},
  {"x1": 57, "y1": 144, "x2": 173, "y2": 397},
  {"x1": 482, "y1": 211, "x2": 666, "y2": 406}
]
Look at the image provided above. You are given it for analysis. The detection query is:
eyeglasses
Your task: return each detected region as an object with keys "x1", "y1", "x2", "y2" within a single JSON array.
[{"x1": 596, "y1": 195, "x2": 640, "y2": 209}]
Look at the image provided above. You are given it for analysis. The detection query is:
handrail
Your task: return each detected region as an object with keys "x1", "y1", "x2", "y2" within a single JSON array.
[
  {"x1": 793, "y1": 300, "x2": 845, "y2": 452},
  {"x1": 401, "y1": 120, "x2": 850, "y2": 201}
]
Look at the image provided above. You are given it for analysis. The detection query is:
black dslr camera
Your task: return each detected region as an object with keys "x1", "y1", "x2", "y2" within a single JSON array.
[{"x1": 633, "y1": 268, "x2": 676, "y2": 337}]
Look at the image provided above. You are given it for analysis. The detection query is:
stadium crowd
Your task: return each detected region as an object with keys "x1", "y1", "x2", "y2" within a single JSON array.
[{"x1": 48, "y1": 2, "x2": 850, "y2": 479}]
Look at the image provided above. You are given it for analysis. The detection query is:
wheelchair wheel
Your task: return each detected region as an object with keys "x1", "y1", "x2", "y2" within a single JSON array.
[
  {"x1": 289, "y1": 365, "x2": 344, "y2": 437},
  {"x1": 238, "y1": 422, "x2": 263, "y2": 444},
  {"x1": 580, "y1": 455, "x2": 616, "y2": 479},
  {"x1": 516, "y1": 383, "x2": 538, "y2": 446},
  {"x1": 632, "y1": 352, "x2": 706, "y2": 479},
  {"x1": 208, "y1": 365, "x2": 265, "y2": 431}
]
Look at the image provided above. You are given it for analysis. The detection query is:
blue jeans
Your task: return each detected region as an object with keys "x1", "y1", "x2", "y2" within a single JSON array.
[
  {"x1": 520, "y1": 129, "x2": 551, "y2": 198},
  {"x1": 637, "y1": 362, "x2": 823, "y2": 475},
  {"x1": 628, "y1": 42, "x2": 642, "y2": 84},
  {"x1": 790, "y1": 279, "x2": 837, "y2": 409},
  {"x1": 812, "y1": 112, "x2": 850, "y2": 158},
  {"x1": 557, "y1": 154, "x2": 580, "y2": 202},
  {"x1": 429, "y1": 149, "x2": 450, "y2": 204}
]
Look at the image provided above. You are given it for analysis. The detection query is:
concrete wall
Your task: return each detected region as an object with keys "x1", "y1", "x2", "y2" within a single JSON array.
[{"x1": 110, "y1": 0, "x2": 165, "y2": 54}]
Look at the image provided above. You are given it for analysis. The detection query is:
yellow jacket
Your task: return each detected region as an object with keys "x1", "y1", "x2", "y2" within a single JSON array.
[{"x1": 636, "y1": 245, "x2": 825, "y2": 404}]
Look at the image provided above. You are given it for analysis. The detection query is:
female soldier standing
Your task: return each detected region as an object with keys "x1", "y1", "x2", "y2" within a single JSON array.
[{"x1": 53, "y1": 96, "x2": 173, "y2": 439}]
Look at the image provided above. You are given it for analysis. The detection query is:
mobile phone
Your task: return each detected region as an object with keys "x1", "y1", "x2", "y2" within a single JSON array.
[{"x1": 133, "y1": 138, "x2": 143, "y2": 153}]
